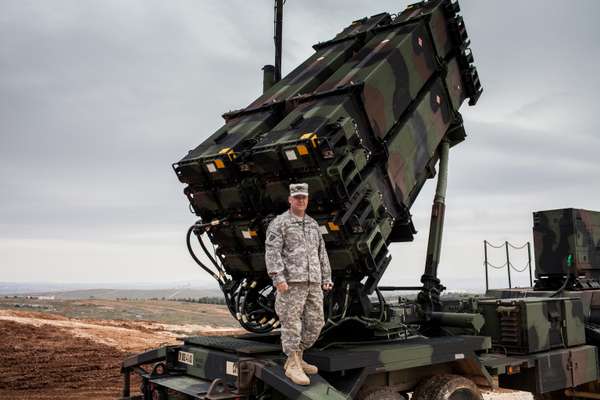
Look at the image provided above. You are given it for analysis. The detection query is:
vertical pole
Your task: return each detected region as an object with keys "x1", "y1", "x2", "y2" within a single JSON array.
[
  {"x1": 505, "y1": 241, "x2": 512, "y2": 289},
  {"x1": 484, "y1": 240, "x2": 489, "y2": 292},
  {"x1": 527, "y1": 241, "x2": 533, "y2": 287},
  {"x1": 274, "y1": 0, "x2": 283, "y2": 82},
  {"x1": 423, "y1": 140, "x2": 450, "y2": 280},
  {"x1": 418, "y1": 140, "x2": 450, "y2": 313},
  {"x1": 262, "y1": 65, "x2": 276, "y2": 93}
]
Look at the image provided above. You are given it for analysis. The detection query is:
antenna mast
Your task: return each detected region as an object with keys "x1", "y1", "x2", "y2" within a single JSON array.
[{"x1": 274, "y1": 0, "x2": 284, "y2": 82}]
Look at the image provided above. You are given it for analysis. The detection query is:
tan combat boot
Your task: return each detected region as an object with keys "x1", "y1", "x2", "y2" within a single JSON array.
[
  {"x1": 284, "y1": 351, "x2": 310, "y2": 385},
  {"x1": 299, "y1": 351, "x2": 318, "y2": 375}
]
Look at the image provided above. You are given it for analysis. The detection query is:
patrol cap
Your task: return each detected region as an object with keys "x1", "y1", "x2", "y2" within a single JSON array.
[{"x1": 289, "y1": 183, "x2": 308, "y2": 197}]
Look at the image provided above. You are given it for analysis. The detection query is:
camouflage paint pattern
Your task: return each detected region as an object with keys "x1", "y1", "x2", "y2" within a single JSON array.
[
  {"x1": 445, "y1": 57, "x2": 468, "y2": 110},
  {"x1": 533, "y1": 208, "x2": 600, "y2": 280},
  {"x1": 248, "y1": 39, "x2": 359, "y2": 108},
  {"x1": 275, "y1": 283, "x2": 325, "y2": 355},
  {"x1": 173, "y1": 12, "x2": 389, "y2": 189},
  {"x1": 317, "y1": 21, "x2": 438, "y2": 140},
  {"x1": 175, "y1": 108, "x2": 280, "y2": 187},
  {"x1": 479, "y1": 297, "x2": 586, "y2": 354},
  {"x1": 173, "y1": 0, "x2": 482, "y2": 328},
  {"x1": 265, "y1": 210, "x2": 332, "y2": 286},
  {"x1": 497, "y1": 345, "x2": 598, "y2": 394},
  {"x1": 384, "y1": 75, "x2": 455, "y2": 207},
  {"x1": 329, "y1": 13, "x2": 391, "y2": 43},
  {"x1": 248, "y1": 94, "x2": 374, "y2": 179},
  {"x1": 123, "y1": 2, "x2": 600, "y2": 398},
  {"x1": 125, "y1": 333, "x2": 492, "y2": 399},
  {"x1": 123, "y1": 327, "x2": 597, "y2": 399},
  {"x1": 407, "y1": 1, "x2": 455, "y2": 58}
]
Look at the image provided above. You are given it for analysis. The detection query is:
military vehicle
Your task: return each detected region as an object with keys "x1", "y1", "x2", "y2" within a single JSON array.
[
  {"x1": 486, "y1": 208, "x2": 600, "y2": 394},
  {"x1": 119, "y1": 1, "x2": 600, "y2": 399}
]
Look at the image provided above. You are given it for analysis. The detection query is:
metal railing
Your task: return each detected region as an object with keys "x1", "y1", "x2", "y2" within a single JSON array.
[{"x1": 483, "y1": 240, "x2": 532, "y2": 291}]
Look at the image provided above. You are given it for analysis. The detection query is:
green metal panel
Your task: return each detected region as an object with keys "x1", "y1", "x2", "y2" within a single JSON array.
[
  {"x1": 149, "y1": 375, "x2": 210, "y2": 398},
  {"x1": 570, "y1": 345, "x2": 599, "y2": 386},
  {"x1": 479, "y1": 297, "x2": 586, "y2": 354},
  {"x1": 562, "y1": 298, "x2": 586, "y2": 347},
  {"x1": 317, "y1": 22, "x2": 438, "y2": 140},
  {"x1": 533, "y1": 208, "x2": 600, "y2": 279},
  {"x1": 497, "y1": 345, "x2": 598, "y2": 394}
]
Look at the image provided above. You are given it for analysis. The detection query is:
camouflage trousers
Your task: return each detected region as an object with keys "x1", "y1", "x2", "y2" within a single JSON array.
[{"x1": 275, "y1": 282, "x2": 324, "y2": 356}]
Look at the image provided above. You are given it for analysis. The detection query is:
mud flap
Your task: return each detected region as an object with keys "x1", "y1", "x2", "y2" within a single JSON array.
[{"x1": 149, "y1": 376, "x2": 212, "y2": 399}]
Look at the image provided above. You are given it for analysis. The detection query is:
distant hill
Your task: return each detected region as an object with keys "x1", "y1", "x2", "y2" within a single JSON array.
[
  {"x1": 3, "y1": 288, "x2": 224, "y2": 300},
  {"x1": 0, "y1": 281, "x2": 223, "y2": 300},
  {"x1": 1, "y1": 282, "x2": 484, "y2": 300},
  {"x1": 25, "y1": 288, "x2": 225, "y2": 300}
]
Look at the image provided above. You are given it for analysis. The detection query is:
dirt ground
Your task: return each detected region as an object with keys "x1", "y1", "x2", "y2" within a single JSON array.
[
  {"x1": 0, "y1": 317, "x2": 129, "y2": 400},
  {"x1": 0, "y1": 300, "x2": 531, "y2": 400},
  {"x1": 0, "y1": 302, "x2": 244, "y2": 400}
]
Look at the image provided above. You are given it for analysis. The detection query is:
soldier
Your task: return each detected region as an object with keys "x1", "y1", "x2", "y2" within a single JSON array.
[{"x1": 265, "y1": 182, "x2": 333, "y2": 385}]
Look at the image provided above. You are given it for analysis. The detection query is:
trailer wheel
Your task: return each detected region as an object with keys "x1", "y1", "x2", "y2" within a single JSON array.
[
  {"x1": 358, "y1": 387, "x2": 405, "y2": 400},
  {"x1": 151, "y1": 386, "x2": 167, "y2": 400},
  {"x1": 533, "y1": 392, "x2": 564, "y2": 400},
  {"x1": 412, "y1": 374, "x2": 482, "y2": 400}
]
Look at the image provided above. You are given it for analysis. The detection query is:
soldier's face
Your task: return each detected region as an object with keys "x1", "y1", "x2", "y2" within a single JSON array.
[{"x1": 289, "y1": 195, "x2": 308, "y2": 214}]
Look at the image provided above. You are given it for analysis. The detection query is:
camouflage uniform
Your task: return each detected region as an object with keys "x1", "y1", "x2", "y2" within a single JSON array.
[{"x1": 265, "y1": 209, "x2": 332, "y2": 355}]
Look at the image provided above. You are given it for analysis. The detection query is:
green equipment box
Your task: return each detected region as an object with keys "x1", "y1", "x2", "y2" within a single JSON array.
[
  {"x1": 533, "y1": 208, "x2": 600, "y2": 279},
  {"x1": 479, "y1": 297, "x2": 585, "y2": 355}
]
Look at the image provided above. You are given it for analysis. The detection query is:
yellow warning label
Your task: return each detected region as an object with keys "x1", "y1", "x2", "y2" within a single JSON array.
[{"x1": 297, "y1": 145, "x2": 309, "y2": 156}]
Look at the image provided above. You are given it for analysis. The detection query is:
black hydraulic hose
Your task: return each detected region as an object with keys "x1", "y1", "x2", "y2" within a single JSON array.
[
  {"x1": 237, "y1": 282, "x2": 274, "y2": 333},
  {"x1": 550, "y1": 275, "x2": 571, "y2": 298},
  {"x1": 375, "y1": 288, "x2": 386, "y2": 321},
  {"x1": 196, "y1": 228, "x2": 225, "y2": 277},
  {"x1": 186, "y1": 225, "x2": 222, "y2": 283},
  {"x1": 186, "y1": 220, "x2": 275, "y2": 334},
  {"x1": 321, "y1": 284, "x2": 353, "y2": 336},
  {"x1": 222, "y1": 279, "x2": 241, "y2": 318},
  {"x1": 256, "y1": 292, "x2": 275, "y2": 313},
  {"x1": 235, "y1": 279, "x2": 246, "y2": 321},
  {"x1": 185, "y1": 222, "x2": 276, "y2": 333},
  {"x1": 239, "y1": 286, "x2": 251, "y2": 328},
  {"x1": 326, "y1": 291, "x2": 334, "y2": 321},
  {"x1": 340, "y1": 283, "x2": 351, "y2": 319},
  {"x1": 239, "y1": 283, "x2": 251, "y2": 323}
]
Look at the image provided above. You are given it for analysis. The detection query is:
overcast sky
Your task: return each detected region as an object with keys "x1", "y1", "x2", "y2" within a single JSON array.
[{"x1": 1, "y1": 1, "x2": 599, "y2": 292}]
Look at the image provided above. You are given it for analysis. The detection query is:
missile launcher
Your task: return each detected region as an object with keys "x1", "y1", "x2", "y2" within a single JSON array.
[
  {"x1": 173, "y1": 0, "x2": 482, "y2": 333},
  {"x1": 120, "y1": 5, "x2": 600, "y2": 399}
]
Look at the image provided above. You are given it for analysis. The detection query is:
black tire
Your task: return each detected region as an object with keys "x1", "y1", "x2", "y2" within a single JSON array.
[
  {"x1": 412, "y1": 379, "x2": 426, "y2": 400},
  {"x1": 359, "y1": 387, "x2": 406, "y2": 400},
  {"x1": 412, "y1": 374, "x2": 482, "y2": 400},
  {"x1": 151, "y1": 390, "x2": 167, "y2": 400},
  {"x1": 533, "y1": 392, "x2": 564, "y2": 400}
]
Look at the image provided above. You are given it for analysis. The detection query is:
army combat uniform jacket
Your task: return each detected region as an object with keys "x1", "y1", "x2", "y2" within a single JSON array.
[{"x1": 265, "y1": 210, "x2": 332, "y2": 286}]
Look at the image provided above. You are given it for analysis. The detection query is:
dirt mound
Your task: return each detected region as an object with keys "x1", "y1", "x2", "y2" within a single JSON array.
[
  {"x1": 0, "y1": 320, "x2": 130, "y2": 400},
  {"x1": 0, "y1": 309, "x2": 179, "y2": 353},
  {"x1": 0, "y1": 305, "x2": 243, "y2": 399}
]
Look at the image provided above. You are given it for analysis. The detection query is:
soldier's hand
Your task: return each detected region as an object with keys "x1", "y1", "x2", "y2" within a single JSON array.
[
  {"x1": 322, "y1": 282, "x2": 333, "y2": 291},
  {"x1": 276, "y1": 282, "x2": 289, "y2": 293}
]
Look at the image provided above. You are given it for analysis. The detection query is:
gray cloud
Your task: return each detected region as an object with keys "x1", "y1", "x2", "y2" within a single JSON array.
[{"x1": 1, "y1": 0, "x2": 599, "y2": 290}]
